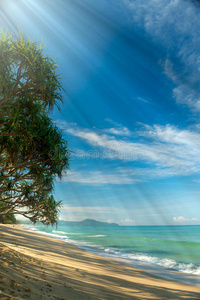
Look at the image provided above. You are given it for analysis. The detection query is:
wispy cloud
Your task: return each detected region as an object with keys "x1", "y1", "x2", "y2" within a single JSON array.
[
  {"x1": 125, "y1": 0, "x2": 200, "y2": 111},
  {"x1": 104, "y1": 119, "x2": 131, "y2": 136},
  {"x1": 124, "y1": 218, "x2": 135, "y2": 224},
  {"x1": 173, "y1": 216, "x2": 198, "y2": 223},
  {"x1": 139, "y1": 123, "x2": 200, "y2": 147},
  {"x1": 61, "y1": 169, "x2": 140, "y2": 185},
  {"x1": 164, "y1": 58, "x2": 200, "y2": 111},
  {"x1": 125, "y1": 0, "x2": 200, "y2": 46},
  {"x1": 59, "y1": 121, "x2": 200, "y2": 178},
  {"x1": 137, "y1": 97, "x2": 149, "y2": 104},
  {"x1": 104, "y1": 127, "x2": 131, "y2": 136}
]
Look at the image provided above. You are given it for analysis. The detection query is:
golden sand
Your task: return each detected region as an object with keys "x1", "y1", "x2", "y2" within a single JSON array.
[{"x1": 0, "y1": 224, "x2": 199, "y2": 299}]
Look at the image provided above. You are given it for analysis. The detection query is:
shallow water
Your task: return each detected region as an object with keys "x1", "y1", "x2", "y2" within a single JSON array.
[{"x1": 23, "y1": 224, "x2": 200, "y2": 287}]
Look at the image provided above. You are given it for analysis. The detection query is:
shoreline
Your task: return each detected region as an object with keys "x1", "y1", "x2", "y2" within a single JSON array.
[
  {"x1": 0, "y1": 224, "x2": 200, "y2": 299},
  {"x1": 23, "y1": 223, "x2": 200, "y2": 287}
]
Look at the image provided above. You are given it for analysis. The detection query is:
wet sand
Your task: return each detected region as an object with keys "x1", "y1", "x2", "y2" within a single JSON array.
[{"x1": 0, "y1": 224, "x2": 200, "y2": 299}]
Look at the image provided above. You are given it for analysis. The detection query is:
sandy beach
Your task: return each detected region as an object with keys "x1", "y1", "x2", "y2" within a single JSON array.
[{"x1": 0, "y1": 225, "x2": 200, "y2": 300}]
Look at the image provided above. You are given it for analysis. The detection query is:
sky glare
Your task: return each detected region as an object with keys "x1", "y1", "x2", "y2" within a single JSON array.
[{"x1": 1, "y1": 0, "x2": 200, "y2": 225}]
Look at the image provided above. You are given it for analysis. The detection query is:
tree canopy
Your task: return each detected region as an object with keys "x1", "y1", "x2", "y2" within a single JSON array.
[{"x1": 0, "y1": 31, "x2": 70, "y2": 225}]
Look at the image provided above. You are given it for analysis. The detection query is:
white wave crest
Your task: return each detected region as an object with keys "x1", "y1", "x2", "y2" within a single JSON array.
[
  {"x1": 52, "y1": 230, "x2": 67, "y2": 235},
  {"x1": 87, "y1": 235, "x2": 106, "y2": 238},
  {"x1": 110, "y1": 251, "x2": 200, "y2": 276}
]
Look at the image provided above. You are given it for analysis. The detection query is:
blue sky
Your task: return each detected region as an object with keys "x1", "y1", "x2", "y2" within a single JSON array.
[{"x1": 1, "y1": 0, "x2": 200, "y2": 225}]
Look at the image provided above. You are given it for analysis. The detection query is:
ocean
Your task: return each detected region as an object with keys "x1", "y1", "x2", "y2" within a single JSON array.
[{"x1": 23, "y1": 223, "x2": 200, "y2": 287}]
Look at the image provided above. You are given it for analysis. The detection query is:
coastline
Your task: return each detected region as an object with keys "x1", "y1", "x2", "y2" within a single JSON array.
[
  {"x1": 24, "y1": 223, "x2": 200, "y2": 287},
  {"x1": 0, "y1": 224, "x2": 200, "y2": 299}
]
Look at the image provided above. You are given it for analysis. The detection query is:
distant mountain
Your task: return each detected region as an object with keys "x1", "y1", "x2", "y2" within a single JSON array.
[{"x1": 58, "y1": 219, "x2": 119, "y2": 227}]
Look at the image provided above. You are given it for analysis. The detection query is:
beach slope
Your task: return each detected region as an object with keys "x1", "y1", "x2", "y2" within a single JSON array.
[{"x1": 0, "y1": 224, "x2": 200, "y2": 300}]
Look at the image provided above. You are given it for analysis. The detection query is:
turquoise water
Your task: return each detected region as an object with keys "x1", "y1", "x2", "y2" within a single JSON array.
[{"x1": 23, "y1": 224, "x2": 200, "y2": 286}]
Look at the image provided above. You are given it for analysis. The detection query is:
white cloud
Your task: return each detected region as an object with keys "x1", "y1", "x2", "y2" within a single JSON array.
[
  {"x1": 60, "y1": 121, "x2": 200, "y2": 178},
  {"x1": 137, "y1": 97, "x2": 149, "y2": 104},
  {"x1": 140, "y1": 123, "x2": 200, "y2": 146},
  {"x1": 164, "y1": 58, "x2": 200, "y2": 111},
  {"x1": 105, "y1": 120, "x2": 131, "y2": 136},
  {"x1": 107, "y1": 219, "x2": 114, "y2": 223},
  {"x1": 61, "y1": 169, "x2": 140, "y2": 185},
  {"x1": 125, "y1": 0, "x2": 200, "y2": 51},
  {"x1": 173, "y1": 216, "x2": 199, "y2": 223},
  {"x1": 104, "y1": 127, "x2": 131, "y2": 136},
  {"x1": 173, "y1": 216, "x2": 188, "y2": 222},
  {"x1": 124, "y1": 218, "x2": 135, "y2": 223},
  {"x1": 125, "y1": 0, "x2": 200, "y2": 111}
]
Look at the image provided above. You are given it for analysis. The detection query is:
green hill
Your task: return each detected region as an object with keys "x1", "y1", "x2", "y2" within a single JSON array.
[{"x1": 59, "y1": 219, "x2": 119, "y2": 227}]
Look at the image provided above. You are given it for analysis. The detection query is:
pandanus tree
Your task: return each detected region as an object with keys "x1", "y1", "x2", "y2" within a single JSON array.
[{"x1": 0, "y1": 31, "x2": 70, "y2": 225}]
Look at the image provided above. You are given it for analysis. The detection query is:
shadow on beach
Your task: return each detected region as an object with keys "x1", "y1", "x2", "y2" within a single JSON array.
[{"x1": 0, "y1": 225, "x2": 200, "y2": 300}]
